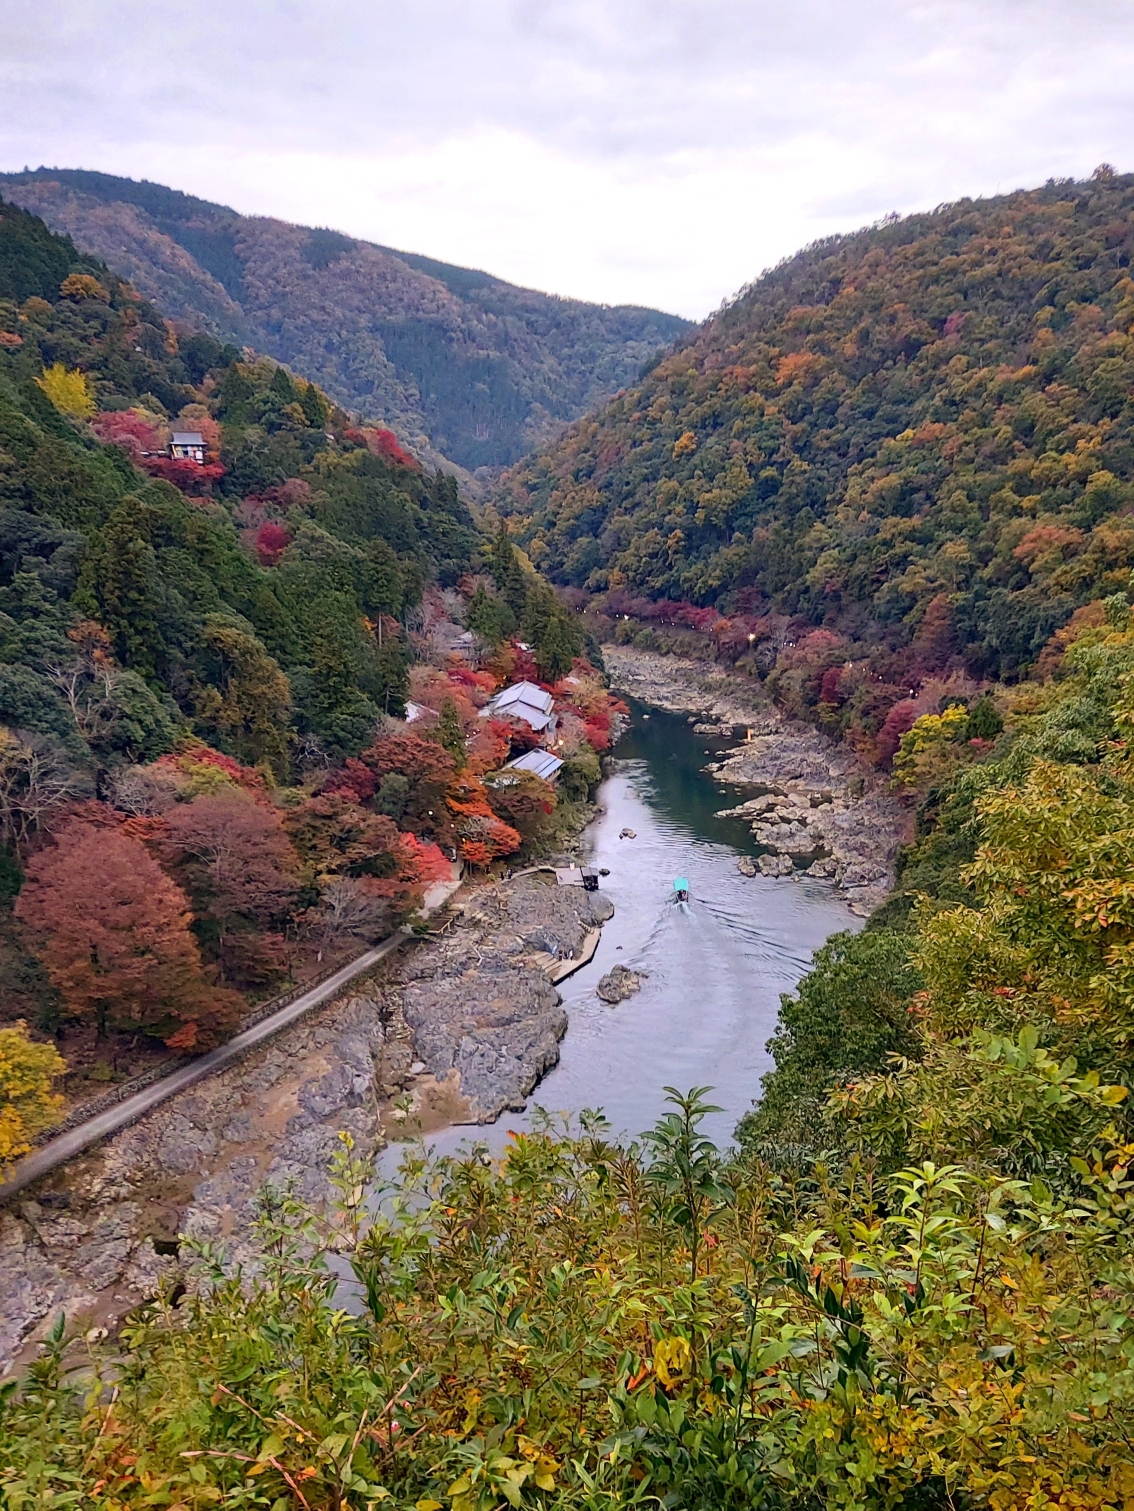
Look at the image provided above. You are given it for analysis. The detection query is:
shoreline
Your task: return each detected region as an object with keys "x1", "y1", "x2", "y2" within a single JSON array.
[
  {"x1": 1, "y1": 658, "x2": 903, "y2": 1366},
  {"x1": 603, "y1": 645, "x2": 904, "y2": 916},
  {"x1": 0, "y1": 862, "x2": 613, "y2": 1369}
]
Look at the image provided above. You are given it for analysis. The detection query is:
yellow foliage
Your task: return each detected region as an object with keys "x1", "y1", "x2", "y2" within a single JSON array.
[
  {"x1": 0, "y1": 1021, "x2": 65, "y2": 1172},
  {"x1": 652, "y1": 1333, "x2": 692, "y2": 1387},
  {"x1": 892, "y1": 703, "x2": 969, "y2": 787},
  {"x1": 59, "y1": 273, "x2": 110, "y2": 303},
  {"x1": 672, "y1": 430, "x2": 697, "y2": 459},
  {"x1": 36, "y1": 362, "x2": 96, "y2": 418}
]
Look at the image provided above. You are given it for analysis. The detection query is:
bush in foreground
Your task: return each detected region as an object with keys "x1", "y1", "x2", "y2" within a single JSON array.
[{"x1": 4, "y1": 1087, "x2": 1134, "y2": 1511}]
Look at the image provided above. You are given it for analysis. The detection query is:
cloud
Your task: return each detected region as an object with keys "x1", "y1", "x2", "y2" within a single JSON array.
[{"x1": 2, "y1": 0, "x2": 1133, "y2": 315}]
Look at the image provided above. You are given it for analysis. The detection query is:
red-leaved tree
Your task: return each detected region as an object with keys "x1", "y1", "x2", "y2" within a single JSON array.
[
  {"x1": 255, "y1": 521, "x2": 292, "y2": 566},
  {"x1": 359, "y1": 734, "x2": 458, "y2": 845},
  {"x1": 16, "y1": 815, "x2": 238, "y2": 1048},
  {"x1": 160, "y1": 791, "x2": 300, "y2": 985}
]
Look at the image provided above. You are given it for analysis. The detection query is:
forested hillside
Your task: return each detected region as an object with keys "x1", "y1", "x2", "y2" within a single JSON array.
[
  {"x1": 0, "y1": 193, "x2": 613, "y2": 1079},
  {"x1": 499, "y1": 168, "x2": 1134, "y2": 733},
  {"x1": 0, "y1": 169, "x2": 690, "y2": 471},
  {"x1": 11, "y1": 178, "x2": 1134, "y2": 1511}
]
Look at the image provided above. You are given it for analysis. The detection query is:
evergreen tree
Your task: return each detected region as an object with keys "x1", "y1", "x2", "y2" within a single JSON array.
[
  {"x1": 374, "y1": 637, "x2": 409, "y2": 718},
  {"x1": 436, "y1": 697, "x2": 466, "y2": 769},
  {"x1": 74, "y1": 499, "x2": 166, "y2": 681},
  {"x1": 535, "y1": 613, "x2": 578, "y2": 681},
  {"x1": 466, "y1": 583, "x2": 514, "y2": 645},
  {"x1": 193, "y1": 615, "x2": 293, "y2": 777},
  {"x1": 360, "y1": 539, "x2": 405, "y2": 619},
  {"x1": 492, "y1": 524, "x2": 529, "y2": 618},
  {"x1": 964, "y1": 695, "x2": 1004, "y2": 742}
]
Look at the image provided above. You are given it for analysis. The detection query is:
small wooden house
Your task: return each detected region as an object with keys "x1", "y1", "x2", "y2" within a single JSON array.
[{"x1": 170, "y1": 431, "x2": 206, "y2": 463}]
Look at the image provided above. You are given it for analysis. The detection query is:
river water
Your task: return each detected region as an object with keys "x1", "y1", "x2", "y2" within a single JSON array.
[{"x1": 420, "y1": 701, "x2": 860, "y2": 1155}]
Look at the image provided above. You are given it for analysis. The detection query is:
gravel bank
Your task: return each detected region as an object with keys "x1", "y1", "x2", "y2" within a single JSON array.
[{"x1": 604, "y1": 645, "x2": 904, "y2": 915}]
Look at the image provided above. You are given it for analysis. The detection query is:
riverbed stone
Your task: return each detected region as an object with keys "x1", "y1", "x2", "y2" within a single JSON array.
[
  {"x1": 0, "y1": 864, "x2": 617, "y2": 1371},
  {"x1": 596, "y1": 965, "x2": 643, "y2": 1003},
  {"x1": 604, "y1": 646, "x2": 901, "y2": 914}
]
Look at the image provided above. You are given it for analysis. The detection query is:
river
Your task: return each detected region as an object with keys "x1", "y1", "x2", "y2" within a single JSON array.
[{"x1": 414, "y1": 700, "x2": 860, "y2": 1156}]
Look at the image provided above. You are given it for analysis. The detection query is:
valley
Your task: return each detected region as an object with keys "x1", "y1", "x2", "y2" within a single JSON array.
[
  {"x1": 5, "y1": 167, "x2": 1134, "y2": 1509},
  {"x1": 0, "y1": 168, "x2": 690, "y2": 474}
]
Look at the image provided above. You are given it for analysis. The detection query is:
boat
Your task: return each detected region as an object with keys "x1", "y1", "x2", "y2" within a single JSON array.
[{"x1": 672, "y1": 877, "x2": 690, "y2": 903}]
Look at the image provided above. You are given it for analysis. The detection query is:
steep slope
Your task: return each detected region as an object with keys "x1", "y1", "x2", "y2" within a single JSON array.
[
  {"x1": 0, "y1": 169, "x2": 690, "y2": 471},
  {"x1": 498, "y1": 170, "x2": 1134, "y2": 688},
  {"x1": 0, "y1": 194, "x2": 484, "y2": 772},
  {"x1": 0, "y1": 194, "x2": 615, "y2": 1058}
]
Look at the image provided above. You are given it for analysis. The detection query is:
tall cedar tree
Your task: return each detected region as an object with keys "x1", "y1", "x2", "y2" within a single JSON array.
[
  {"x1": 16, "y1": 815, "x2": 239, "y2": 1047},
  {"x1": 436, "y1": 697, "x2": 467, "y2": 769}
]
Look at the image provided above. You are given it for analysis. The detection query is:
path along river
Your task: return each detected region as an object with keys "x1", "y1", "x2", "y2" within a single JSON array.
[{"x1": 406, "y1": 700, "x2": 860, "y2": 1157}]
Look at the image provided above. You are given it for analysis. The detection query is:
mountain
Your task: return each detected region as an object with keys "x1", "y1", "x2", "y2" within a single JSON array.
[
  {"x1": 496, "y1": 169, "x2": 1134, "y2": 692},
  {"x1": 0, "y1": 169, "x2": 691, "y2": 472},
  {"x1": 0, "y1": 193, "x2": 612, "y2": 1048}
]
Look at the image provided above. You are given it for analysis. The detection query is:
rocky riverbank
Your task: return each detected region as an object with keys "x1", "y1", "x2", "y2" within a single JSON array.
[
  {"x1": 604, "y1": 646, "x2": 904, "y2": 915},
  {"x1": 0, "y1": 874, "x2": 612, "y2": 1370}
]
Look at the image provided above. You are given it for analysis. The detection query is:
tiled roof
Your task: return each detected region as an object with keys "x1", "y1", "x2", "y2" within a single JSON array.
[{"x1": 504, "y1": 750, "x2": 564, "y2": 781}]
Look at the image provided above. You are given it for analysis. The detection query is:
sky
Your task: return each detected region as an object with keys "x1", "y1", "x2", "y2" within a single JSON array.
[{"x1": 4, "y1": 0, "x2": 1134, "y2": 319}]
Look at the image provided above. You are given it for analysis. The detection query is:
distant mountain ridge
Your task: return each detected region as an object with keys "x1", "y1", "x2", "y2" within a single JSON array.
[
  {"x1": 497, "y1": 171, "x2": 1134, "y2": 685},
  {"x1": 0, "y1": 168, "x2": 690, "y2": 471}
]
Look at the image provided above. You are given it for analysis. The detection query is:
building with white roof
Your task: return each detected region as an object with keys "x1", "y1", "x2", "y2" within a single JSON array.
[
  {"x1": 480, "y1": 680, "x2": 556, "y2": 734},
  {"x1": 504, "y1": 749, "x2": 564, "y2": 782},
  {"x1": 170, "y1": 432, "x2": 206, "y2": 463}
]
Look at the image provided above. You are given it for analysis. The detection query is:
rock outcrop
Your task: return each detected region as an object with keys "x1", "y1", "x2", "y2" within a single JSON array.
[
  {"x1": 596, "y1": 965, "x2": 643, "y2": 1004},
  {"x1": 605, "y1": 646, "x2": 903, "y2": 914},
  {"x1": 394, "y1": 876, "x2": 613, "y2": 1121},
  {"x1": 0, "y1": 872, "x2": 614, "y2": 1370}
]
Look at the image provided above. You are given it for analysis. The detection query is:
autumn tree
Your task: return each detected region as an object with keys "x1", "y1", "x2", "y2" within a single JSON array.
[
  {"x1": 0, "y1": 1021, "x2": 65, "y2": 1173},
  {"x1": 161, "y1": 790, "x2": 300, "y2": 985},
  {"x1": 485, "y1": 769, "x2": 557, "y2": 844},
  {"x1": 360, "y1": 734, "x2": 457, "y2": 845},
  {"x1": 0, "y1": 728, "x2": 84, "y2": 850},
  {"x1": 283, "y1": 791, "x2": 404, "y2": 883},
  {"x1": 16, "y1": 814, "x2": 237, "y2": 1048},
  {"x1": 36, "y1": 363, "x2": 95, "y2": 418},
  {"x1": 446, "y1": 771, "x2": 522, "y2": 865}
]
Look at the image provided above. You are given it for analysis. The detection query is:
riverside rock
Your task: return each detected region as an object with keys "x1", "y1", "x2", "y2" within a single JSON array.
[
  {"x1": 596, "y1": 965, "x2": 643, "y2": 1003},
  {"x1": 605, "y1": 646, "x2": 902, "y2": 914},
  {"x1": 0, "y1": 872, "x2": 613, "y2": 1370}
]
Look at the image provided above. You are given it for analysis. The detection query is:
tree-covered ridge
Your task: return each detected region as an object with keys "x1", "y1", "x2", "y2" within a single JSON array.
[
  {"x1": 499, "y1": 169, "x2": 1134, "y2": 685},
  {"x1": 0, "y1": 213, "x2": 477, "y2": 765},
  {"x1": 0, "y1": 169, "x2": 691, "y2": 471},
  {"x1": 0, "y1": 196, "x2": 615, "y2": 1067}
]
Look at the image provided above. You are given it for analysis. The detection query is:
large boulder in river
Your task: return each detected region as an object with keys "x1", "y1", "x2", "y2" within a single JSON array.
[
  {"x1": 596, "y1": 965, "x2": 643, "y2": 1004},
  {"x1": 737, "y1": 856, "x2": 757, "y2": 877}
]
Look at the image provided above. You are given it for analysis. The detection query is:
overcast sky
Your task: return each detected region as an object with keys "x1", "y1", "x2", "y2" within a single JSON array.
[{"x1": 4, "y1": 1, "x2": 1133, "y2": 318}]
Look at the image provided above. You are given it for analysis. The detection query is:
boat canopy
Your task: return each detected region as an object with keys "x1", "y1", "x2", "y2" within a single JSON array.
[{"x1": 673, "y1": 877, "x2": 690, "y2": 892}]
